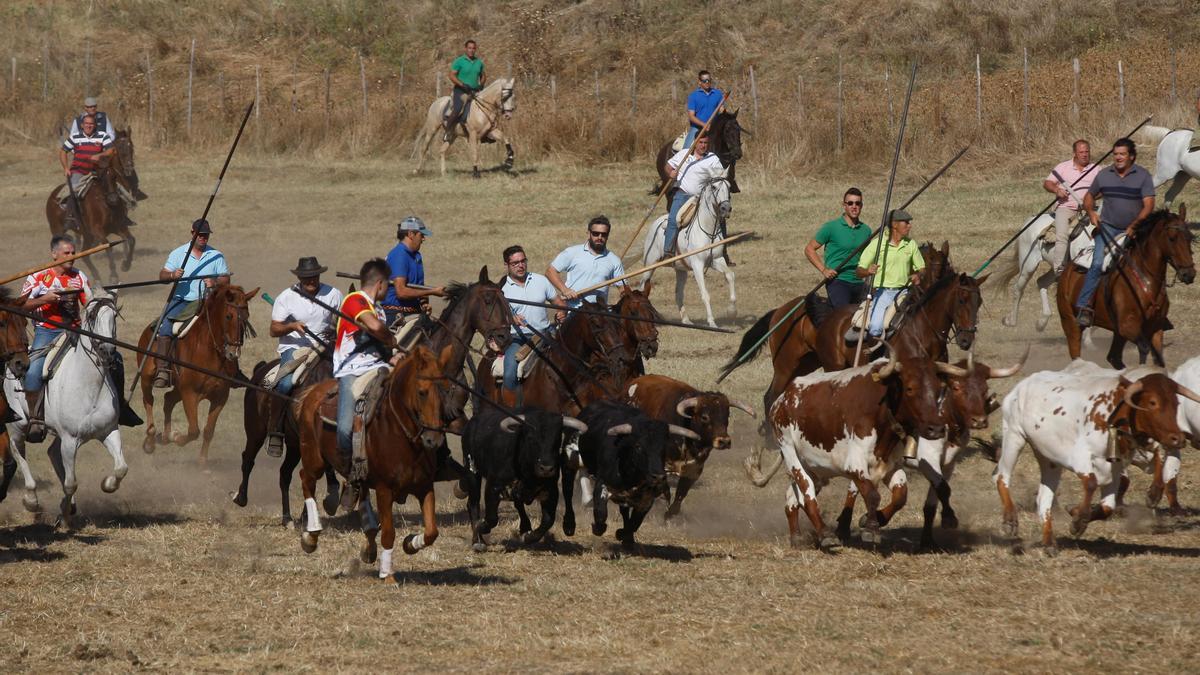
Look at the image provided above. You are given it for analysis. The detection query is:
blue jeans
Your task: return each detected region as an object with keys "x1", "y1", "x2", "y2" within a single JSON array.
[
  {"x1": 157, "y1": 299, "x2": 189, "y2": 337},
  {"x1": 868, "y1": 288, "x2": 902, "y2": 337},
  {"x1": 276, "y1": 348, "x2": 297, "y2": 395},
  {"x1": 684, "y1": 126, "x2": 701, "y2": 148},
  {"x1": 502, "y1": 333, "x2": 531, "y2": 392},
  {"x1": 665, "y1": 190, "x2": 692, "y2": 255},
  {"x1": 827, "y1": 279, "x2": 867, "y2": 309},
  {"x1": 1076, "y1": 223, "x2": 1124, "y2": 310},
  {"x1": 336, "y1": 373, "x2": 360, "y2": 453},
  {"x1": 24, "y1": 326, "x2": 62, "y2": 393}
]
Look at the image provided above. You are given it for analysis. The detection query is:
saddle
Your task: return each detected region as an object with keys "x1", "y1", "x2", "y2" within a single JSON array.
[
  {"x1": 263, "y1": 347, "x2": 319, "y2": 390},
  {"x1": 676, "y1": 195, "x2": 700, "y2": 227},
  {"x1": 804, "y1": 291, "x2": 833, "y2": 328},
  {"x1": 38, "y1": 332, "x2": 76, "y2": 380},
  {"x1": 317, "y1": 367, "x2": 390, "y2": 430},
  {"x1": 1068, "y1": 224, "x2": 1128, "y2": 273},
  {"x1": 391, "y1": 314, "x2": 426, "y2": 352},
  {"x1": 843, "y1": 290, "x2": 907, "y2": 342},
  {"x1": 671, "y1": 132, "x2": 687, "y2": 153},
  {"x1": 490, "y1": 334, "x2": 544, "y2": 382}
]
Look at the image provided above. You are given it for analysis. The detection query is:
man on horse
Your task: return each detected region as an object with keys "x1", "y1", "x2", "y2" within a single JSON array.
[
  {"x1": 334, "y1": 258, "x2": 400, "y2": 503},
  {"x1": 500, "y1": 245, "x2": 565, "y2": 402},
  {"x1": 547, "y1": 215, "x2": 626, "y2": 307},
  {"x1": 1074, "y1": 138, "x2": 1156, "y2": 328},
  {"x1": 444, "y1": 39, "x2": 486, "y2": 142},
  {"x1": 855, "y1": 209, "x2": 925, "y2": 339},
  {"x1": 58, "y1": 113, "x2": 114, "y2": 228},
  {"x1": 69, "y1": 96, "x2": 116, "y2": 141},
  {"x1": 153, "y1": 219, "x2": 231, "y2": 388},
  {"x1": 684, "y1": 70, "x2": 724, "y2": 148},
  {"x1": 1043, "y1": 139, "x2": 1096, "y2": 276},
  {"x1": 265, "y1": 256, "x2": 341, "y2": 456},
  {"x1": 662, "y1": 134, "x2": 726, "y2": 259},
  {"x1": 805, "y1": 187, "x2": 871, "y2": 308},
  {"x1": 382, "y1": 216, "x2": 446, "y2": 333},
  {"x1": 19, "y1": 235, "x2": 140, "y2": 442}
]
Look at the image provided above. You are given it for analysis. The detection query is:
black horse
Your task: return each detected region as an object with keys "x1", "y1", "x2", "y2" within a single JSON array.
[{"x1": 652, "y1": 109, "x2": 744, "y2": 196}]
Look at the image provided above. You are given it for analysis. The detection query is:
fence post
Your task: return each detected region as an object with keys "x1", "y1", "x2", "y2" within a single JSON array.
[
  {"x1": 796, "y1": 73, "x2": 804, "y2": 123},
  {"x1": 436, "y1": 71, "x2": 442, "y2": 98},
  {"x1": 975, "y1": 53, "x2": 982, "y2": 127},
  {"x1": 749, "y1": 64, "x2": 759, "y2": 128},
  {"x1": 217, "y1": 72, "x2": 225, "y2": 117},
  {"x1": 291, "y1": 61, "x2": 297, "y2": 113},
  {"x1": 255, "y1": 65, "x2": 261, "y2": 124},
  {"x1": 10, "y1": 56, "x2": 16, "y2": 101},
  {"x1": 359, "y1": 51, "x2": 369, "y2": 117},
  {"x1": 1022, "y1": 47, "x2": 1029, "y2": 141},
  {"x1": 671, "y1": 79, "x2": 677, "y2": 104},
  {"x1": 85, "y1": 43, "x2": 91, "y2": 95},
  {"x1": 1117, "y1": 58, "x2": 1125, "y2": 118},
  {"x1": 885, "y1": 63, "x2": 894, "y2": 133},
  {"x1": 145, "y1": 51, "x2": 154, "y2": 127},
  {"x1": 595, "y1": 69, "x2": 603, "y2": 144},
  {"x1": 550, "y1": 74, "x2": 557, "y2": 113},
  {"x1": 42, "y1": 44, "x2": 48, "y2": 102},
  {"x1": 323, "y1": 68, "x2": 331, "y2": 134},
  {"x1": 186, "y1": 38, "x2": 195, "y2": 135},
  {"x1": 836, "y1": 54, "x2": 843, "y2": 153},
  {"x1": 1170, "y1": 49, "x2": 1177, "y2": 104},
  {"x1": 631, "y1": 65, "x2": 637, "y2": 116},
  {"x1": 1072, "y1": 57, "x2": 1080, "y2": 120}
]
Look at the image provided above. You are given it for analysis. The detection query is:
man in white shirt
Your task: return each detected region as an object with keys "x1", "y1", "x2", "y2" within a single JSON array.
[
  {"x1": 662, "y1": 134, "x2": 725, "y2": 258},
  {"x1": 265, "y1": 256, "x2": 342, "y2": 455},
  {"x1": 1043, "y1": 139, "x2": 1096, "y2": 275},
  {"x1": 546, "y1": 216, "x2": 626, "y2": 308},
  {"x1": 499, "y1": 245, "x2": 564, "y2": 401}
]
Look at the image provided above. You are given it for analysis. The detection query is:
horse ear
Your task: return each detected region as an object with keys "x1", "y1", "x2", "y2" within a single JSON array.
[
  {"x1": 245, "y1": 287, "x2": 261, "y2": 300},
  {"x1": 437, "y1": 343, "x2": 455, "y2": 370},
  {"x1": 620, "y1": 284, "x2": 631, "y2": 297},
  {"x1": 731, "y1": 108, "x2": 739, "y2": 117},
  {"x1": 1180, "y1": 203, "x2": 1187, "y2": 220},
  {"x1": 940, "y1": 240, "x2": 949, "y2": 256},
  {"x1": 642, "y1": 281, "x2": 653, "y2": 297},
  {"x1": 478, "y1": 265, "x2": 489, "y2": 283},
  {"x1": 972, "y1": 273, "x2": 989, "y2": 285}
]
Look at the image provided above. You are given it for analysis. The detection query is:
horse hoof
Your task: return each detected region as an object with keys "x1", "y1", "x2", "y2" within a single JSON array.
[
  {"x1": 1146, "y1": 485, "x2": 1164, "y2": 508},
  {"x1": 941, "y1": 511, "x2": 959, "y2": 530},
  {"x1": 1035, "y1": 316, "x2": 1050, "y2": 332},
  {"x1": 22, "y1": 492, "x2": 40, "y2": 513},
  {"x1": 523, "y1": 530, "x2": 548, "y2": 545},
  {"x1": 172, "y1": 433, "x2": 188, "y2": 446},
  {"x1": 142, "y1": 437, "x2": 155, "y2": 454},
  {"x1": 1038, "y1": 544, "x2": 1059, "y2": 558},
  {"x1": 472, "y1": 541, "x2": 488, "y2": 553},
  {"x1": 300, "y1": 531, "x2": 319, "y2": 554},
  {"x1": 818, "y1": 535, "x2": 841, "y2": 552},
  {"x1": 322, "y1": 492, "x2": 340, "y2": 517},
  {"x1": 452, "y1": 483, "x2": 468, "y2": 499},
  {"x1": 402, "y1": 533, "x2": 423, "y2": 555},
  {"x1": 230, "y1": 490, "x2": 248, "y2": 508},
  {"x1": 860, "y1": 528, "x2": 881, "y2": 545},
  {"x1": 101, "y1": 476, "x2": 120, "y2": 494},
  {"x1": 562, "y1": 517, "x2": 576, "y2": 537},
  {"x1": 1001, "y1": 316, "x2": 1016, "y2": 328},
  {"x1": 1069, "y1": 518, "x2": 1089, "y2": 538},
  {"x1": 360, "y1": 540, "x2": 378, "y2": 565},
  {"x1": 592, "y1": 523, "x2": 606, "y2": 537},
  {"x1": 281, "y1": 516, "x2": 293, "y2": 528}
]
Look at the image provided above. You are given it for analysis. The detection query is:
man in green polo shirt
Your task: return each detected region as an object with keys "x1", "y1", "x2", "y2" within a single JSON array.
[
  {"x1": 855, "y1": 209, "x2": 924, "y2": 338},
  {"x1": 805, "y1": 187, "x2": 872, "y2": 307},
  {"x1": 444, "y1": 39, "x2": 487, "y2": 141}
]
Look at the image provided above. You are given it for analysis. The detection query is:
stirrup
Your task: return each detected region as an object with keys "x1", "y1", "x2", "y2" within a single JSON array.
[
  {"x1": 152, "y1": 369, "x2": 172, "y2": 389},
  {"x1": 26, "y1": 419, "x2": 47, "y2": 443},
  {"x1": 266, "y1": 433, "x2": 284, "y2": 458},
  {"x1": 1075, "y1": 306, "x2": 1094, "y2": 328}
]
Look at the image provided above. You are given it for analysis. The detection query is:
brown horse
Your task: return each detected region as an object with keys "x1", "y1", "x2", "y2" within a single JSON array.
[
  {"x1": 653, "y1": 110, "x2": 745, "y2": 195},
  {"x1": 46, "y1": 154, "x2": 136, "y2": 282},
  {"x1": 111, "y1": 127, "x2": 146, "y2": 200},
  {"x1": 0, "y1": 290, "x2": 31, "y2": 508},
  {"x1": 608, "y1": 283, "x2": 661, "y2": 383},
  {"x1": 135, "y1": 283, "x2": 259, "y2": 462},
  {"x1": 1057, "y1": 206, "x2": 1195, "y2": 368},
  {"x1": 296, "y1": 345, "x2": 455, "y2": 579}
]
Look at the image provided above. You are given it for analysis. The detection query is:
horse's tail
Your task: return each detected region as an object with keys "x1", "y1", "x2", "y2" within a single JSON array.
[
  {"x1": 1139, "y1": 125, "x2": 1173, "y2": 144},
  {"x1": 984, "y1": 243, "x2": 1021, "y2": 300},
  {"x1": 717, "y1": 308, "x2": 777, "y2": 383}
]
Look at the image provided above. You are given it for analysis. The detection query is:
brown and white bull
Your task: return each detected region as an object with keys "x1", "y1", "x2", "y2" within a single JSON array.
[
  {"x1": 745, "y1": 350, "x2": 963, "y2": 550},
  {"x1": 624, "y1": 374, "x2": 756, "y2": 518},
  {"x1": 995, "y1": 360, "x2": 1200, "y2": 552}
]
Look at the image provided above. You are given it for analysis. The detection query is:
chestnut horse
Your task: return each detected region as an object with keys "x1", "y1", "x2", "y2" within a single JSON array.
[
  {"x1": 135, "y1": 283, "x2": 259, "y2": 462},
  {"x1": 653, "y1": 110, "x2": 745, "y2": 195},
  {"x1": 46, "y1": 153, "x2": 136, "y2": 282},
  {"x1": 607, "y1": 283, "x2": 661, "y2": 383},
  {"x1": 296, "y1": 345, "x2": 455, "y2": 580},
  {"x1": 1057, "y1": 206, "x2": 1195, "y2": 368},
  {"x1": 0, "y1": 290, "x2": 31, "y2": 509}
]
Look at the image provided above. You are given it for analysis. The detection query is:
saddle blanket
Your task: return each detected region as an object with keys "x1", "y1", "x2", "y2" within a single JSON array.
[
  {"x1": 1068, "y1": 223, "x2": 1128, "y2": 273},
  {"x1": 844, "y1": 290, "x2": 907, "y2": 340},
  {"x1": 317, "y1": 366, "x2": 390, "y2": 428},
  {"x1": 490, "y1": 337, "x2": 542, "y2": 381},
  {"x1": 391, "y1": 314, "x2": 423, "y2": 351},
  {"x1": 263, "y1": 347, "x2": 319, "y2": 389},
  {"x1": 671, "y1": 132, "x2": 687, "y2": 153},
  {"x1": 40, "y1": 332, "x2": 72, "y2": 379}
]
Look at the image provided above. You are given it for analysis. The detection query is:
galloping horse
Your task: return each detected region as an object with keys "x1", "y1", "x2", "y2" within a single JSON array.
[
  {"x1": 111, "y1": 127, "x2": 146, "y2": 201},
  {"x1": 3, "y1": 294, "x2": 128, "y2": 523},
  {"x1": 1142, "y1": 125, "x2": 1200, "y2": 206},
  {"x1": 414, "y1": 78, "x2": 516, "y2": 178},
  {"x1": 0, "y1": 289, "x2": 32, "y2": 510},
  {"x1": 608, "y1": 283, "x2": 661, "y2": 382},
  {"x1": 135, "y1": 283, "x2": 259, "y2": 462},
  {"x1": 653, "y1": 110, "x2": 745, "y2": 194},
  {"x1": 1057, "y1": 206, "x2": 1195, "y2": 368},
  {"x1": 641, "y1": 171, "x2": 737, "y2": 328},
  {"x1": 296, "y1": 345, "x2": 455, "y2": 580},
  {"x1": 46, "y1": 153, "x2": 136, "y2": 283}
]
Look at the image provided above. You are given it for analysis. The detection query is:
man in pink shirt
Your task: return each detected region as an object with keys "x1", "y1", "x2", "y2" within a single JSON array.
[{"x1": 1043, "y1": 139, "x2": 1096, "y2": 275}]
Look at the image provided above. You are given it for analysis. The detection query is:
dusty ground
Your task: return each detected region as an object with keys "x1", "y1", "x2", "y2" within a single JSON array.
[{"x1": 1, "y1": 141, "x2": 1199, "y2": 672}]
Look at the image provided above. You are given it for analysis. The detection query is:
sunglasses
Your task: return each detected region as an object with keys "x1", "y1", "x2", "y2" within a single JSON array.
[
  {"x1": 589, "y1": 230, "x2": 610, "y2": 238},
  {"x1": 844, "y1": 201, "x2": 863, "y2": 207},
  {"x1": 507, "y1": 258, "x2": 527, "y2": 265},
  {"x1": 700, "y1": 78, "x2": 712, "y2": 83}
]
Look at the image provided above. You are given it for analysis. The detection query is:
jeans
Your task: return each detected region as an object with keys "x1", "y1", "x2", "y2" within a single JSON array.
[
  {"x1": 868, "y1": 288, "x2": 902, "y2": 337},
  {"x1": 684, "y1": 125, "x2": 701, "y2": 148},
  {"x1": 665, "y1": 189, "x2": 692, "y2": 255},
  {"x1": 1075, "y1": 222, "x2": 1124, "y2": 310},
  {"x1": 827, "y1": 279, "x2": 867, "y2": 309},
  {"x1": 24, "y1": 326, "x2": 62, "y2": 393},
  {"x1": 276, "y1": 348, "x2": 297, "y2": 395},
  {"x1": 157, "y1": 299, "x2": 189, "y2": 337},
  {"x1": 502, "y1": 333, "x2": 531, "y2": 392},
  {"x1": 336, "y1": 373, "x2": 360, "y2": 453},
  {"x1": 448, "y1": 86, "x2": 471, "y2": 126}
]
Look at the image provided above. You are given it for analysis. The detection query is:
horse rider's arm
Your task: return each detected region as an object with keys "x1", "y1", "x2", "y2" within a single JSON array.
[
  {"x1": 855, "y1": 265, "x2": 876, "y2": 279},
  {"x1": 448, "y1": 64, "x2": 466, "y2": 90},
  {"x1": 545, "y1": 265, "x2": 577, "y2": 300},
  {"x1": 478, "y1": 63, "x2": 487, "y2": 87},
  {"x1": 58, "y1": 146, "x2": 71, "y2": 175},
  {"x1": 269, "y1": 319, "x2": 302, "y2": 338},
  {"x1": 804, "y1": 239, "x2": 835, "y2": 279},
  {"x1": 391, "y1": 276, "x2": 446, "y2": 300},
  {"x1": 1128, "y1": 195, "x2": 1156, "y2": 236},
  {"x1": 356, "y1": 311, "x2": 395, "y2": 348},
  {"x1": 21, "y1": 288, "x2": 57, "y2": 311},
  {"x1": 1043, "y1": 178, "x2": 1068, "y2": 199},
  {"x1": 1082, "y1": 190, "x2": 1100, "y2": 228}
]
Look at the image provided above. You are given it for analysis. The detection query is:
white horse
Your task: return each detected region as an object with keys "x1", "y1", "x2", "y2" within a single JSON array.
[
  {"x1": 989, "y1": 213, "x2": 1059, "y2": 331},
  {"x1": 640, "y1": 172, "x2": 737, "y2": 327},
  {"x1": 4, "y1": 293, "x2": 129, "y2": 522},
  {"x1": 1142, "y1": 125, "x2": 1200, "y2": 206},
  {"x1": 413, "y1": 78, "x2": 516, "y2": 178}
]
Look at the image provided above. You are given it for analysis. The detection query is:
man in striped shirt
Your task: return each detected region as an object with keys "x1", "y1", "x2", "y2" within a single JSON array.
[{"x1": 59, "y1": 114, "x2": 113, "y2": 194}]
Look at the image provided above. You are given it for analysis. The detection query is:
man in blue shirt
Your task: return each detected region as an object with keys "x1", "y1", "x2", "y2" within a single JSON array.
[
  {"x1": 382, "y1": 215, "x2": 446, "y2": 327},
  {"x1": 547, "y1": 216, "x2": 626, "y2": 307},
  {"x1": 153, "y1": 219, "x2": 230, "y2": 388},
  {"x1": 499, "y1": 245, "x2": 564, "y2": 401},
  {"x1": 684, "y1": 70, "x2": 724, "y2": 148}
]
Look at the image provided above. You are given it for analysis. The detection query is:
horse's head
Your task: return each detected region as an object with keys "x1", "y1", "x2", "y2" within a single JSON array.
[
  {"x1": 113, "y1": 127, "x2": 136, "y2": 176},
  {"x1": 1143, "y1": 205, "x2": 1195, "y2": 284},
  {"x1": 0, "y1": 289, "x2": 30, "y2": 378},
  {"x1": 704, "y1": 172, "x2": 732, "y2": 220},
  {"x1": 396, "y1": 344, "x2": 455, "y2": 451},
  {"x1": 616, "y1": 283, "x2": 660, "y2": 360},
  {"x1": 711, "y1": 110, "x2": 743, "y2": 162},
  {"x1": 83, "y1": 293, "x2": 120, "y2": 360},
  {"x1": 455, "y1": 266, "x2": 514, "y2": 354},
  {"x1": 918, "y1": 241, "x2": 953, "y2": 290},
  {"x1": 207, "y1": 283, "x2": 259, "y2": 362},
  {"x1": 490, "y1": 77, "x2": 515, "y2": 120},
  {"x1": 562, "y1": 300, "x2": 627, "y2": 372},
  {"x1": 95, "y1": 153, "x2": 133, "y2": 207},
  {"x1": 949, "y1": 273, "x2": 985, "y2": 351}
]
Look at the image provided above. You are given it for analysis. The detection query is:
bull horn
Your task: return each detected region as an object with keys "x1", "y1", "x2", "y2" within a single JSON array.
[
  {"x1": 561, "y1": 416, "x2": 589, "y2": 433},
  {"x1": 935, "y1": 361, "x2": 970, "y2": 378},
  {"x1": 1121, "y1": 378, "x2": 1147, "y2": 411},
  {"x1": 675, "y1": 397, "x2": 700, "y2": 419},
  {"x1": 668, "y1": 424, "x2": 702, "y2": 441},
  {"x1": 606, "y1": 423, "x2": 633, "y2": 437},
  {"x1": 966, "y1": 348, "x2": 975, "y2": 371},
  {"x1": 728, "y1": 397, "x2": 758, "y2": 419},
  {"x1": 499, "y1": 416, "x2": 523, "y2": 433},
  {"x1": 987, "y1": 346, "x2": 1030, "y2": 379},
  {"x1": 1176, "y1": 383, "x2": 1200, "y2": 406},
  {"x1": 874, "y1": 342, "x2": 900, "y2": 379}
]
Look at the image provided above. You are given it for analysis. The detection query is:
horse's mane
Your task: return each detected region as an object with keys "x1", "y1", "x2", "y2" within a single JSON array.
[
  {"x1": 613, "y1": 290, "x2": 664, "y2": 323},
  {"x1": 906, "y1": 265, "x2": 964, "y2": 314},
  {"x1": 479, "y1": 78, "x2": 511, "y2": 95},
  {"x1": 442, "y1": 281, "x2": 470, "y2": 311},
  {"x1": 1133, "y1": 209, "x2": 1182, "y2": 239},
  {"x1": 0, "y1": 286, "x2": 11, "y2": 303}
]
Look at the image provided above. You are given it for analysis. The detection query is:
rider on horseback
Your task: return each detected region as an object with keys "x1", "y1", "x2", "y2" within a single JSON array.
[
  {"x1": 684, "y1": 70, "x2": 724, "y2": 148},
  {"x1": 69, "y1": 96, "x2": 146, "y2": 201},
  {"x1": 1043, "y1": 139, "x2": 1096, "y2": 276},
  {"x1": 662, "y1": 134, "x2": 725, "y2": 259},
  {"x1": 500, "y1": 245, "x2": 565, "y2": 403},
  {"x1": 806, "y1": 187, "x2": 871, "y2": 308},
  {"x1": 20, "y1": 236, "x2": 141, "y2": 442},
  {"x1": 444, "y1": 39, "x2": 486, "y2": 142},
  {"x1": 58, "y1": 114, "x2": 114, "y2": 229},
  {"x1": 153, "y1": 219, "x2": 231, "y2": 388},
  {"x1": 382, "y1": 216, "x2": 446, "y2": 337},
  {"x1": 547, "y1": 215, "x2": 626, "y2": 307},
  {"x1": 854, "y1": 210, "x2": 925, "y2": 339}
]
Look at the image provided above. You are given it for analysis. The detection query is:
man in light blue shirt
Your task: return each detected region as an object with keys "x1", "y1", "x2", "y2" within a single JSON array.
[
  {"x1": 546, "y1": 215, "x2": 626, "y2": 308},
  {"x1": 499, "y1": 245, "x2": 564, "y2": 399},
  {"x1": 152, "y1": 218, "x2": 230, "y2": 388}
]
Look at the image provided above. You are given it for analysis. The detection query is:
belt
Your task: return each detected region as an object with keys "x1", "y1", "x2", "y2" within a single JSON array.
[{"x1": 381, "y1": 304, "x2": 420, "y2": 313}]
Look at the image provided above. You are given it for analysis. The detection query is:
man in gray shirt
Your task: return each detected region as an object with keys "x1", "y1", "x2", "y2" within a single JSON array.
[{"x1": 1074, "y1": 138, "x2": 1155, "y2": 327}]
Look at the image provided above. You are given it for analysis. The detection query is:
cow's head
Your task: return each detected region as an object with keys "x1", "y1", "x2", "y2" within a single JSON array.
[
  {"x1": 1116, "y1": 373, "x2": 1200, "y2": 450},
  {"x1": 943, "y1": 349, "x2": 1027, "y2": 436},
  {"x1": 607, "y1": 418, "x2": 699, "y2": 485},
  {"x1": 676, "y1": 392, "x2": 756, "y2": 450},
  {"x1": 874, "y1": 352, "x2": 952, "y2": 441},
  {"x1": 500, "y1": 410, "x2": 588, "y2": 479}
]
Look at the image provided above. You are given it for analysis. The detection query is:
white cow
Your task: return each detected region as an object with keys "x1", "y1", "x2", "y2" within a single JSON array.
[{"x1": 994, "y1": 360, "x2": 1200, "y2": 552}]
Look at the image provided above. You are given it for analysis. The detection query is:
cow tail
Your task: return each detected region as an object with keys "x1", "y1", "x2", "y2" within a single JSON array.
[
  {"x1": 743, "y1": 446, "x2": 784, "y2": 487},
  {"x1": 717, "y1": 309, "x2": 775, "y2": 383}
]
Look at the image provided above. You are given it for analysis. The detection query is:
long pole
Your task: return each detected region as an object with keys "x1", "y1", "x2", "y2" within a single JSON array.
[
  {"x1": 853, "y1": 62, "x2": 917, "y2": 367},
  {"x1": 0, "y1": 239, "x2": 125, "y2": 286},
  {"x1": 619, "y1": 90, "x2": 731, "y2": 259},
  {"x1": 104, "y1": 273, "x2": 227, "y2": 291},
  {"x1": 262, "y1": 292, "x2": 332, "y2": 353},
  {"x1": 503, "y1": 297, "x2": 734, "y2": 333},
  {"x1": 972, "y1": 115, "x2": 1153, "y2": 278},
  {"x1": 586, "y1": 231, "x2": 751, "y2": 298}
]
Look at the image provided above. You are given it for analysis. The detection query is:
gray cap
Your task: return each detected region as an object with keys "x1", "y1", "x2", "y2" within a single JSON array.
[
  {"x1": 890, "y1": 208, "x2": 913, "y2": 223},
  {"x1": 398, "y1": 215, "x2": 432, "y2": 237},
  {"x1": 83, "y1": 96, "x2": 98, "y2": 107}
]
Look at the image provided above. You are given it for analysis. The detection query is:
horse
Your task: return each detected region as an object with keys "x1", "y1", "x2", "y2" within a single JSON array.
[
  {"x1": 296, "y1": 345, "x2": 456, "y2": 580},
  {"x1": 413, "y1": 78, "x2": 516, "y2": 178},
  {"x1": 640, "y1": 172, "x2": 737, "y2": 328},
  {"x1": 45, "y1": 154, "x2": 137, "y2": 283},
  {"x1": 1057, "y1": 206, "x2": 1195, "y2": 368},
  {"x1": 0, "y1": 289, "x2": 32, "y2": 511},
  {"x1": 2, "y1": 294, "x2": 128, "y2": 524},
  {"x1": 653, "y1": 110, "x2": 745, "y2": 195},
  {"x1": 1142, "y1": 125, "x2": 1200, "y2": 207},
  {"x1": 134, "y1": 283, "x2": 259, "y2": 462},
  {"x1": 988, "y1": 212, "x2": 1065, "y2": 331},
  {"x1": 111, "y1": 127, "x2": 146, "y2": 201},
  {"x1": 607, "y1": 283, "x2": 661, "y2": 382}
]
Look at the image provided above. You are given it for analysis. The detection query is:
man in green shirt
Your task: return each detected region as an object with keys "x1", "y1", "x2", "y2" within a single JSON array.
[
  {"x1": 444, "y1": 39, "x2": 487, "y2": 141},
  {"x1": 855, "y1": 209, "x2": 925, "y2": 338},
  {"x1": 805, "y1": 187, "x2": 871, "y2": 307}
]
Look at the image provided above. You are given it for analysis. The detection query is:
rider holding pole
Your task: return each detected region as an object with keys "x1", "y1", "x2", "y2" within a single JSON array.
[
  {"x1": 153, "y1": 219, "x2": 230, "y2": 388},
  {"x1": 855, "y1": 209, "x2": 924, "y2": 339},
  {"x1": 1043, "y1": 139, "x2": 1096, "y2": 276},
  {"x1": 805, "y1": 187, "x2": 871, "y2": 308},
  {"x1": 444, "y1": 39, "x2": 486, "y2": 142},
  {"x1": 662, "y1": 134, "x2": 725, "y2": 258},
  {"x1": 684, "y1": 70, "x2": 724, "y2": 148}
]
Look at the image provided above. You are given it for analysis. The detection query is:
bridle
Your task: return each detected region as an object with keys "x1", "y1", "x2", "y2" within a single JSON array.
[
  {"x1": 81, "y1": 296, "x2": 120, "y2": 371},
  {"x1": 470, "y1": 82, "x2": 516, "y2": 128},
  {"x1": 691, "y1": 176, "x2": 731, "y2": 240},
  {"x1": 204, "y1": 290, "x2": 253, "y2": 362},
  {"x1": 384, "y1": 370, "x2": 451, "y2": 443}
]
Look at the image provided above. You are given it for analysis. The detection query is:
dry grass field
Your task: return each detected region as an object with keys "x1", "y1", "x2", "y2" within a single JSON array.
[{"x1": 2, "y1": 139, "x2": 1200, "y2": 672}]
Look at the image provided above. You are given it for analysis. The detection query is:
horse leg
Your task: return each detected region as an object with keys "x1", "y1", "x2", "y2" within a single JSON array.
[
  {"x1": 374, "y1": 486, "x2": 396, "y2": 580},
  {"x1": 1106, "y1": 334, "x2": 1128, "y2": 370},
  {"x1": 278, "y1": 438, "x2": 304, "y2": 526},
  {"x1": 469, "y1": 131, "x2": 481, "y2": 178},
  {"x1": 835, "y1": 482, "x2": 858, "y2": 541},
  {"x1": 171, "y1": 388, "x2": 200, "y2": 448},
  {"x1": 8, "y1": 436, "x2": 40, "y2": 512},
  {"x1": 99, "y1": 428, "x2": 128, "y2": 494},
  {"x1": 197, "y1": 391, "x2": 229, "y2": 465},
  {"x1": 106, "y1": 244, "x2": 119, "y2": 283},
  {"x1": 158, "y1": 387, "x2": 182, "y2": 446},
  {"x1": 711, "y1": 254, "x2": 737, "y2": 320},
  {"x1": 1149, "y1": 329, "x2": 1166, "y2": 368},
  {"x1": 49, "y1": 435, "x2": 79, "y2": 523},
  {"x1": 690, "y1": 258, "x2": 719, "y2": 328},
  {"x1": 560, "y1": 456, "x2": 577, "y2": 536},
  {"x1": 1163, "y1": 172, "x2": 1190, "y2": 208},
  {"x1": 322, "y1": 466, "x2": 340, "y2": 518},
  {"x1": 297, "y1": 448, "x2": 324, "y2": 553},
  {"x1": 232, "y1": 390, "x2": 267, "y2": 509},
  {"x1": 1034, "y1": 269, "x2": 1056, "y2": 332},
  {"x1": 674, "y1": 267, "x2": 691, "y2": 325},
  {"x1": 439, "y1": 135, "x2": 452, "y2": 177},
  {"x1": 403, "y1": 487, "x2": 438, "y2": 555},
  {"x1": 121, "y1": 229, "x2": 135, "y2": 272}
]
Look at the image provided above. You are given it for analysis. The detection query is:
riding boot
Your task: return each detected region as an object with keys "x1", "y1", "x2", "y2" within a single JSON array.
[
  {"x1": 152, "y1": 336, "x2": 174, "y2": 389},
  {"x1": 107, "y1": 356, "x2": 144, "y2": 427},
  {"x1": 723, "y1": 251, "x2": 737, "y2": 267},
  {"x1": 24, "y1": 390, "x2": 47, "y2": 443},
  {"x1": 265, "y1": 397, "x2": 285, "y2": 458},
  {"x1": 350, "y1": 411, "x2": 368, "y2": 483}
]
